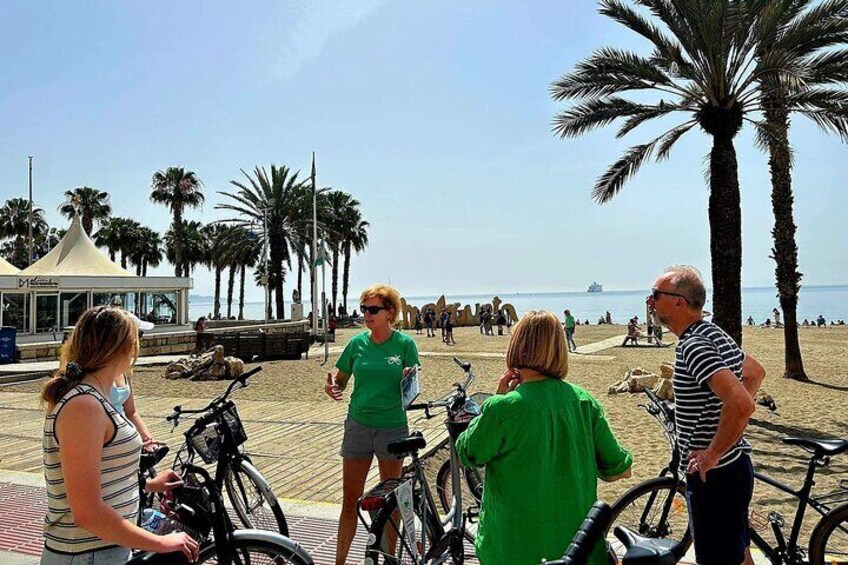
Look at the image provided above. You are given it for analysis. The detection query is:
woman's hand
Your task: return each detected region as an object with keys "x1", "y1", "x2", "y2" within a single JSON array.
[
  {"x1": 496, "y1": 368, "x2": 522, "y2": 394},
  {"x1": 145, "y1": 469, "x2": 184, "y2": 493},
  {"x1": 142, "y1": 438, "x2": 165, "y2": 451},
  {"x1": 157, "y1": 531, "x2": 199, "y2": 561},
  {"x1": 325, "y1": 373, "x2": 343, "y2": 401}
]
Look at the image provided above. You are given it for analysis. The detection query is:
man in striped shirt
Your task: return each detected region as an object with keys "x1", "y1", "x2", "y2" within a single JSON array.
[{"x1": 649, "y1": 265, "x2": 766, "y2": 565}]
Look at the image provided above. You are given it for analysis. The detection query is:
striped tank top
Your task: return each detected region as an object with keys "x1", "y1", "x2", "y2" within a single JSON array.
[{"x1": 43, "y1": 383, "x2": 143, "y2": 554}]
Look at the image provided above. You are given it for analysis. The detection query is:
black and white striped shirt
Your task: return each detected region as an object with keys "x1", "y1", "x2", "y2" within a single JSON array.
[
  {"x1": 673, "y1": 320, "x2": 751, "y2": 474},
  {"x1": 43, "y1": 383, "x2": 142, "y2": 554}
]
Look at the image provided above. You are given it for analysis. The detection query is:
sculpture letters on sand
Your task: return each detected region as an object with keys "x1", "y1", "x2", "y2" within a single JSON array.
[{"x1": 399, "y1": 295, "x2": 519, "y2": 329}]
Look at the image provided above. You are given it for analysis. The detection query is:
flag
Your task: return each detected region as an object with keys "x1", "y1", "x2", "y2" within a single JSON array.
[{"x1": 314, "y1": 237, "x2": 331, "y2": 267}]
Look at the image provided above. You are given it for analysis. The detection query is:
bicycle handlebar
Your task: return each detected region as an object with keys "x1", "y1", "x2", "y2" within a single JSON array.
[{"x1": 166, "y1": 366, "x2": 263, "y2": 423}]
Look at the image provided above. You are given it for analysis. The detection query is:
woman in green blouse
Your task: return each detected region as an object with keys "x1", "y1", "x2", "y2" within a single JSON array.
[{"x1": 456, "y1": 310, "x2": 633, "y2": 565}]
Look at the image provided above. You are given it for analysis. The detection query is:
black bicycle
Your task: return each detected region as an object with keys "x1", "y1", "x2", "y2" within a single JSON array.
[
  {"x1": 357, "y1": 357, "x2": 484, "y2": 564},
  {"x1": 128, "y1": 461, "x2": 313, "y2": 565},
  {"x1": 607, "y1": 388, "x2": 848, "y2": 564},
  {"x1": 144, "y1": 366, "x2": 289, "y2": 537}
]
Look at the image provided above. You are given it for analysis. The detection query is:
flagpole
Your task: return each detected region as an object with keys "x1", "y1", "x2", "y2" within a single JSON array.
[
  {"x1": 322, "y1": 238, "x2": 328, "y2": 363},
  {"x1": 311, "y1": 152, "x2": 318, "y2": 339}
]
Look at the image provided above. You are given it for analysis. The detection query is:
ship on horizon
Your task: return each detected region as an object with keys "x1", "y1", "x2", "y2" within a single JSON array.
[{"x1": 587, "y1": 281, "x2": 603, "y2": 293}]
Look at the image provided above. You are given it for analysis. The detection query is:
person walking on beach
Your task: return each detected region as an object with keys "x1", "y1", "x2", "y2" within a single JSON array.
[
  {"x1": 324, "y1": 284, "x2": 420, "y2": 565},
  {"x1": 444, "y1": 312, "x2": 456, "y2": 346},
  {"x1": 424, "y1": 308, "x2": 435, "y2": 338},
  {"x1": 563, "y1": 309, "x2": 577, "y2": 352},
  {"x1": 40, "y1": 307, "x2": 198, "y2": 564},
  {"x1": 440, "y1": 307, "x2": 449, "y2": 341},
  {"x1": 456, "y1": 310, "x2": 632, "y2": 565},
  {"x1": 649, "y1": 265, "x2": 766, "y2": 565},
  {"x1": 414, "y1": 311, "x2": 423, "y2": 335}
]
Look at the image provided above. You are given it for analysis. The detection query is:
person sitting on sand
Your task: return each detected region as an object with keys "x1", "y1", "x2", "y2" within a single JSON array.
[
  {"x1": 456, "y1": 310, "x2": 632, "y2": 565},
  {"x1": 762, "y1": 318, "x2": 772, "y2": 328},
  {"x1": 802, "y1": 319, "x2": 810, "y2": 327},
  {"x1": 772, "y1": 308, "x2": 783, "y2": 328},
  {"x1": 817, "y1": 314, "x2": 826, "y2": 327}
]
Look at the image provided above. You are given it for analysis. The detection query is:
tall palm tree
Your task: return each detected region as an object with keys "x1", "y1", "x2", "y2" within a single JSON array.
[
  {"x1": 0, "y1": 197, "x2": 48, "y2": 267},
  {"x1": 342, "y1": 210, "x2": 370, "y2": 315},
  {"x1": 550, "y1": 0, "x2": 797, "y2": 345},
  {"x1": 94, "y1": 217, "x2": 125, "y2": 262},
  {"x1": 202, "y1": 224, "x2": 231, "y2": 319},
  {"x1": 324, "y1": 190, "x2": 359, "y2": 313},
  {"x1": 219, "y1": 226, "x2": 261, "y2": 320},
  {"x1": 58, "y1": 187, "x2": 112, "y2": 235},
  {"x1": 217, "y1": 165, "x2": 312, "y2": 319},
  {"x1": 150, "y1": 167, "x2": 204, "y2": 276},
  {"x1": 165, "y1": 220, "x2": 206, "y2": 278},
  {"x1": 753, "y1": 0, "x2": 848, "y2": 380},
  {"x1": 100, "y1": 217, "x2": 142, "y2": 269},
  {"x1": 128, "y1": 227, "x2": 163, "y2": 276}
]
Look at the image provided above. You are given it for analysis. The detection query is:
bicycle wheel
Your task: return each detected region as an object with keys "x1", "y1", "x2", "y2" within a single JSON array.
[
  {"x1": 196, "y1": 536, "x2": 313, "y2": 564},
  {"x1": 365, "y1": 497, "x2": 458, "y2": 564},
  {"x1": 607, "y1": 476, "x2": 692, "y2": 561},
  {"x1": 436, "y1": 460, "x2": 484, "y2": 513},
  {"x1": 808, "y1": 503, "x2": 848, "y2": 565},
  {"x1": 224, "y1": 459, "x2": 289, "y2": 536}
]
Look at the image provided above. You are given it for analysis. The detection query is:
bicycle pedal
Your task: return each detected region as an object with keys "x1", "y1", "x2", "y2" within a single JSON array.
[{"x1": 767, "y1": 511, "x2": 785, "y2": 527}]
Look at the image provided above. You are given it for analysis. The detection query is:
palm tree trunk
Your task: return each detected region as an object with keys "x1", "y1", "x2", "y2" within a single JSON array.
[
  {"x1": 708, "y1": 134, "x2": 743, "y2": 345},
  {"x1": 121, "y1": 252, "x2": 128, "y2": 269},
  {"x1": 297, "y1": 251, "x2": 304, "y2": 303},
  {"x1": 342, "y1": 242, "x2": 351, "y2": 315},
  {"x1": 270, "y1": 246, "x2": 284, "y2": 320},
  {"x1": 238, "y1": 266, "x2": 246, "y2": 320},
  {"x1": 765, "y1": 96, "x2": 808, "y2": 381},
  {"x1": 331, "y1": 246, "x2": 340, "y2": 316},
  {"x1": 214, "y1": 266, "x2": 222, "y2": 319},
  {"x1": 172, "y1": 211, "x2": 183, "y2": 277},
  {"x1": 226, "y1": 266, "x2": 235, "y2": 319}
]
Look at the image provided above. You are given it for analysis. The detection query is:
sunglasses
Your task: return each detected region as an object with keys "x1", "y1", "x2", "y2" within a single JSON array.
[
  {"x1": 651, "y1": 288, "x2": 690, "y2": 304},
  {"x1": 360, "y1": 304, "x2": 388, "y2": 315}
]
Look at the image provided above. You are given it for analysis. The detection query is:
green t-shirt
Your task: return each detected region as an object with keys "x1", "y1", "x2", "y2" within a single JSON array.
[
  {"x1": 335, "y1": 330, "x2": 421, "y2": 428},
  {"x1": 456, "y1": 379, "x2": 633, "y2": 565},
  {"x1": 565, "y1": 315, "x2": 576, "y2": 330}
]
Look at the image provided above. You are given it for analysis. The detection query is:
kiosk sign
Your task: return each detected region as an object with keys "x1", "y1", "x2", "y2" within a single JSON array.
[{"x1": 18, "y1": 277, "x2": 60, "y2": 289}]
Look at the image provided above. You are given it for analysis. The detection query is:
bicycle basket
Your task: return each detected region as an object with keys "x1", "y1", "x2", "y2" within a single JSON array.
[
  {"x1": 446, "y1": 397, "x2": 485, "y2": 439},
  {"x1": 187, "y1": 403, "x2": 247, "y2": 463}
]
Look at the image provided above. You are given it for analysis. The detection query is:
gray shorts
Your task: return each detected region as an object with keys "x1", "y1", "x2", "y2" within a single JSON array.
[
  {"x1": 41, "y1": 546, "x2": 131, "y2": 565},
  {"x1": 340, "y1": 416, "x2": 409, "y2": 461}
]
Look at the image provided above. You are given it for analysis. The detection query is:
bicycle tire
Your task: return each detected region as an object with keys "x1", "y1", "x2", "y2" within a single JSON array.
[
  {"x1": 435, "y1": 459, "x2": 484, "y2": 513},
  {"x1": 808, "y1": 502, "x2": 848, "y2": 565},
  {"x1": 365, "y1": 496, "x2": 459, "y2": 564},
  {"x1": 607, "y1": 476, "x2": 692, "y2": 561},
  {"x1": 195, "y1": 531, "x2": 313, "y2": 564},
  {"x1": 224, "y1": 459, "x2": 289, "y2": 537}
]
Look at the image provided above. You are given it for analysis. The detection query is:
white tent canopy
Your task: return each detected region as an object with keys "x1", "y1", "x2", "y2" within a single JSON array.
[
  {"x1": 0, "y1": 256, "x2": 18, "y2": 275},
  {"x1": 18, "y1": 215, "x2": 133, "y2": 277}
]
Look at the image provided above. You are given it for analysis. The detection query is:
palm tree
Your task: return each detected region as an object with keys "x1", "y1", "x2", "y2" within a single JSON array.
[
  {"x1": 0, "y1": 197, "x2": 48, "y2": 267},
  {"x1": 128, "y1": 227, "x2": 163, "y2": 276},
  {"x1": 219, "y1": 227, "x2": 261, "y2": 320},
  {"x1": 94, "y1": 217, "x2": 140, "y2": 268},
  {"x1": 33, "y1": 228, "x2": 63, "y2": 260},
  {"x1": 324, "y1": 190, "x2": 359, "y2": 313},
  {"x1": 202, "y1": 224, "x2": 231, "y2": 319},
  {"x1": 165, "y1": 220, "x2": 206, "y2": 278},
  {"x1": 753, "y1": 0, "x2": 848, "y2": 380},
  {"x1": 58, "y1": 187, "x2": 112, "y2": 235},
  {"x1": 341, "y1": 210, "x2": 369, "y2": 315},
  {"x1": 217, "y1": 165, "x2": 312, "y2": 319},
  {"x1": 550, "y1": 0, "x2": 798, "y2": 345},
  {"x1": 150, "y1": 167, "x2": 204, "y2": 276}
]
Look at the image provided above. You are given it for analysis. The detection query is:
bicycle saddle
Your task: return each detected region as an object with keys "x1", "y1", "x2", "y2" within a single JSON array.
[
  {"x1": 387, "y1": 431, "x2": 427, "y2": 457},
  {"x1": 139, "y1": 445, "x2": 170, "y2": 474},
  {"x1": 782, "y1": 437, "x2": 848, "y2": 456},
  {"x1": 614, "y1": 527, "x2": 686, "y2": 565}
]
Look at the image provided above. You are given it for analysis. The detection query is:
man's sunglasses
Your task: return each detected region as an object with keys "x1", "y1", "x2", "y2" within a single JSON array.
[
  {"x1": 360, "y1": 304, "x2": 388, "y2": 315},
  {"x1": 651, "y1": 288, "x2": 690, "y2": 303}
]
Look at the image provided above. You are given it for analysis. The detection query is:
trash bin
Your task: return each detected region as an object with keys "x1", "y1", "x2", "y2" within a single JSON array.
[{"x1": 0, "y1": 326, "x2": 16, "y2": 364}]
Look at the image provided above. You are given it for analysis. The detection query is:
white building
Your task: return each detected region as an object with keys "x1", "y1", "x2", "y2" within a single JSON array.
[{"x1": 0, "y1": 216, "x2": 192, "y2": 334}]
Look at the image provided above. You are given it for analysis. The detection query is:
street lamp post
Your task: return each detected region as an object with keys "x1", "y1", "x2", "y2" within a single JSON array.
[{"x1": 27, "y1": 156, "x2": 33, "y2": 266}]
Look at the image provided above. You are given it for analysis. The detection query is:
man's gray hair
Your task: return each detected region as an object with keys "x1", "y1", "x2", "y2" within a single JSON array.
[{"x1": 663, "y1": 265, "x2": 706, "y2": 310}]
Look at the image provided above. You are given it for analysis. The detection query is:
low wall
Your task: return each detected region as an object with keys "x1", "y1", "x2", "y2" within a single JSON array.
[{"x1": 15, "y1": 320, "x2": 310, "y2": 362}]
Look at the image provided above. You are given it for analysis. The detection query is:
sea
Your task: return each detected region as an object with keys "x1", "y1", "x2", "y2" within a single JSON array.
[{"x1": 190, "y1": 285, "x2": 848, "y2": 325}]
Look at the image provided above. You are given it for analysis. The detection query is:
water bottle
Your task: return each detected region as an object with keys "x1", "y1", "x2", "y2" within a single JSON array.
[{"x1": 140, "y1": 509, "x2": 167, "y2": 533}]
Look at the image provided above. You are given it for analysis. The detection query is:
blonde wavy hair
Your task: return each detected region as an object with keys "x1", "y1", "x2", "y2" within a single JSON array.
[
  {"x1": 505, "y1": 310, "x2": 569, "y2": 379},
  {"x1": 359, "y1": 284, "x2": 403, "y2": 325}
]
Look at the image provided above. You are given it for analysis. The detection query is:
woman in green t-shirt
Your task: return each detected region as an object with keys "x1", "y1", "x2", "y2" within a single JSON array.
[
  {"x1": 456, "y1": 310, "x2": 633, "y2": 565},
  {"x1": 324, "y1": 283, "x2": 420, "y2": 565}
]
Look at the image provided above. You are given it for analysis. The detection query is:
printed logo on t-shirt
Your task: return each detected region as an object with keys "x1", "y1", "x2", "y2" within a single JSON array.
[{"x1": 386, "y1": 355, "x2": 402, "y2": 366}]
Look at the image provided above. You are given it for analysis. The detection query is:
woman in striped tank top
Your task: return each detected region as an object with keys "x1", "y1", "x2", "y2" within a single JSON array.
[{"x1": 40, "y1": 306, "x2": 199, "y2": 564}]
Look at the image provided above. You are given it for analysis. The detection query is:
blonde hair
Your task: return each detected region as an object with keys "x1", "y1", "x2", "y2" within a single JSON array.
[
  {"x1": 360, "y1": 284, "x2": 403, "y2": 325},
  {"x1": 505, "y1": 310, "x2": 569, "y2": 379},
  {"x1": 41, "y1": 306, "x2": 140, "y2": 410}
]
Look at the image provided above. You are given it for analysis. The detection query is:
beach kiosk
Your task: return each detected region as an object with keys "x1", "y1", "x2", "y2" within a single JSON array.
[{"x1": 0, "y1": 216, "x2": 192, "y2": 334}]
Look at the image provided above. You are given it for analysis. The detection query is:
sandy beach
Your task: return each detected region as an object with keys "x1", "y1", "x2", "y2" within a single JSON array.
[{"x1": 2, "y1": 324, "x2": 846, "y2": 539}]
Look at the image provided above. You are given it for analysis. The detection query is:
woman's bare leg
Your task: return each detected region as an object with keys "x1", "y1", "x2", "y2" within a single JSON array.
[{"x1": 335, "y1": 457, "x2": 372, "y2": 565}]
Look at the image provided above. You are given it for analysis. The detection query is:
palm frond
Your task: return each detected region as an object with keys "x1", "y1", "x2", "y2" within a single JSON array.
[
  {"x1": 552, "y1": 97, "x2": 653, "y2": 138},
  {"x1": 656, "y1": 121, "x2": 697, "y2": 160},
  {"x1": 592, "y1": 138, "x2": 658, "y2": 203},
  {"x1": 616, "y1": 99, "x2": 686, "y2": 138}
]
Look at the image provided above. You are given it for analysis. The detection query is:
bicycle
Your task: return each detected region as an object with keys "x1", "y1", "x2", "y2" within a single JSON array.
[
  {"x1": 144, "y1": 366, "x2": 289, "y2": 537},
  {"x1": 357, "y1": 356, "x2": 484, "y2": 564},
  {"x1": 128, "y1": 460, "x2": 313, "y2": 565},
  {"x1": 607, "y1": 387, "x2": 848, "y2": 564}
]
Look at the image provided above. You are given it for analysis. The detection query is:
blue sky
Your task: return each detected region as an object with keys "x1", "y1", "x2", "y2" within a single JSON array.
[{"x1": 1, "y1": 1, "x2": 845, "y2": 302}]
